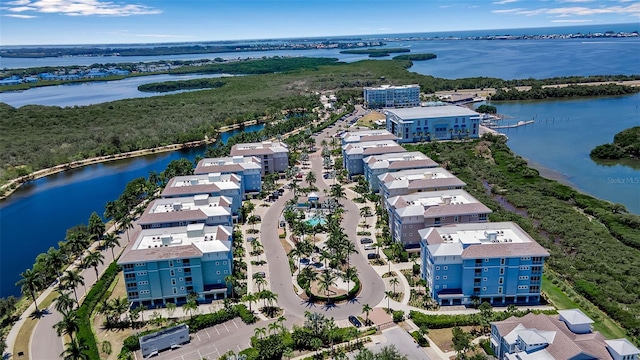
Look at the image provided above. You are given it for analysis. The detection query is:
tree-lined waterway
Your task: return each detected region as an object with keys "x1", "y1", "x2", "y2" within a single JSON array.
[
  {"x1": 1, "y1": 24, "x2": 639, "y2": 298},
  {"x1": 0, "y1": 124, "x2": 263, "y2": 297}
]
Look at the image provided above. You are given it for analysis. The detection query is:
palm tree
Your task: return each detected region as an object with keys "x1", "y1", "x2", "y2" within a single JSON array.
[
  {"x1": 254, "y1": 276, "x2": 267, "y2": 292},
  {"x1": 259, "y1": 290, "x2": 278, "y2": 309},
  {"x1": 252, "y1": 241, "x2": 264, "y2": 262},
  {"x1": 16, "y1": 268, "x2": 42, "y2": 313},
  {"x1": 305, "y1": 171, "x2": 316, "y2": 188},
  {"x1": 342, "y1": 267, "x2": 358, "y2": 294},
  {"x1": 254, "y1": 326, "x2": 267, "y2": 339},
  {"x1": 45, "y1": 247, "x2": 66, "y2": 280},
  {"x1": 55, "y1": 291, "x2": 77, "y2": 314},
  {"x1": 166, "y1": 302, "x2": 177, "y2": 318},
  {"x1": 385, "y1": 291, "x2": 394, "y2": 311},
  {"x1": 242, "y1": 292, "x2": 258, "y2": 312},
  {"x1": 318, "y1": 269, "x2": 337, "y2": 302},
  {"x1": 268, "y1": 322, "x2": 280, "y2": 335},
  {"x1": 83, "y1": 251, "x2": 104, "y2": 281},
  {"x1": 60, "y1": 337, "x2": 89, "y2": 360},
  {"x1": 277, "y1": 315, "x2": 287, "y2": 333},
  {"x1": 54, "y1": 309, "x2": 79, "y2": 339},
  {"x1": 389, "y1": 277, "x2": 400, "y2": 295},
  {"x1": 298, "y1": 266, "x2": 318, "y2": 291},
  {"x1": 183, "y1": 294, "x2": 198, "y2": 319},
  {"x1": 225, "y1": 275, "x2": 238, "y2": 298},
  {"x1": 60, "y1": 269, "x2": 85, "y2": 303},
  {"x1": 362, "y1": 303, "x2": 372, "y2": 325},
  {"x1": 102, "y1": 232, "x2": 120, "y2": 260},
  {"x1": 330, "y1": 183, "x2": 346, "y2": 200},
  {"x1": 360, "y1": 206, "x2": 371, "y2": 218},
  {"x1": 283, "y1": 347, "x2": 294, "y2": 360}
]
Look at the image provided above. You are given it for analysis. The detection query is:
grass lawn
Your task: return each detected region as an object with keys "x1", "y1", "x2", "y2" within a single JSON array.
[
  {"x1": 13, "y1": 291, "x2": 59, "y2": 359},
  {"x1": 355, "y1": 111, "x2": 385, "y2": 128},
  {"x1": 542, "y1": 274, "x2": 627, "y2": 340},
  {"x1": 427, "y1": 326, "x2": 475, "y2": 353}
]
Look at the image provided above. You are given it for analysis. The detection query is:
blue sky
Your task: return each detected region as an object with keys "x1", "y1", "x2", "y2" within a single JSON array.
[{"x1": 1, "y1": 0, "x2": 638, "y2": 45}]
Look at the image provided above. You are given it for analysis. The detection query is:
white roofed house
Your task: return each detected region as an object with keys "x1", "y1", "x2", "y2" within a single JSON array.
[
  {"x1": 386, "y1": 105, "x2": 481, "y2": 143},
  {"x1": 340, "y1": 129, "x2": 398, "y2": 146},
  {"x1": 420, "y1": 222, "x2": 549, "y2": 307},
  {"x1": 490, "y1": 309, "x2": 639, "y2": 360},
  {"x1": 229, "y1": 141, "x2": 289, "y2": 174},
  {"x1": 387, "y1": 189, "x2": 492, "y2": 249},
  {"x1": 161, "y1": 173, "x2": 242, "y2": 216},
  {"x1": 138, "y1": 195, "x2": 233, "y2": 230},
  {"x1": 194, "y1": 155, "x2": 262, "y2": 195},
  {"x1": 363, "y1": 151, "x2": 439, "y2": 192},
  {"x1": 341, "y1": 139, "x2": 406, "y2": 178},
  {"x1": 378, "y1": 167, "x2": 466, "y2": 199},
  {"x1": 118, "y1": 224, "x2": 234, "y2": 307}
]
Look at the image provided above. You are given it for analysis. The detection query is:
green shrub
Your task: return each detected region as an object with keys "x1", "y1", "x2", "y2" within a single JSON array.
[
  {"x1": 392, "y1": 310, "x2": 405, "y2": 323},
  {"x1": 411, "y1": 331, "x2": 430, "y2": 347}
]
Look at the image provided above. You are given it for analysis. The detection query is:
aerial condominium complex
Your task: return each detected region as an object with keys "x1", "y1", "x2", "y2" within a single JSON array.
[
  {"x1": 490, "y1": 309, "x2": 640, "y2": 360},
  {"x1": 138, "y1": 195, "x2": 233, "y2": 230},
  {"x1": 363, "y1": 84, "x2": 421, "y2": 109},
  {"x1": 386, "y1": 105, "x2": 481, "y2": 143},
  {"x1": 194, "y1": 156, "x2": 262, "y2": 194},
  {"x1": 118, "y1": 224, "x2": 233, "y2": 307},
  {"x1": 419, "y1": 222, "x2": 549, "y2": 306},
  {"x1": 363, "y1": 151, "x2": 439, "y2": 192},
  {"x1": 340, "y1": 129, "x2": 398, "y2": 146},
  {"x1": 387, "y1": 189, "x2": 492, "y2": 247},
  {"x1": 378, "y1": 167, "x2": 466, "y2": 200},
  {"x1": 229, "y1": 141, "x2": 289, "y2": 174},
  {"x1": 342, "y1": 140, "x2": 406, "y2": 177},
  {"x1": 161, "y1": 173, "x2": 242, "y2": 216}
]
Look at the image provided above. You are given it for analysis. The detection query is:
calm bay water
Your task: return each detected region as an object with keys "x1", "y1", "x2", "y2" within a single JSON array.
[
  {"x1": 0, "y1": 73, "x2": 232, "y2": 108},
  {"x1": 1, "y1": 23, "x2": 640, "y2": 297},
  {"x1": 0, "y1": 124, "x2": 264, "y2": 297},
  {"x1": 486, "y1": 94, "x2": 640, "y2": 214}
]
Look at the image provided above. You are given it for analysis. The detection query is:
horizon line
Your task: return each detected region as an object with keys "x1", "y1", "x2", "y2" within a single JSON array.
[{"x1": 1, "y1": 22, "x2": 637, "y2": 48}]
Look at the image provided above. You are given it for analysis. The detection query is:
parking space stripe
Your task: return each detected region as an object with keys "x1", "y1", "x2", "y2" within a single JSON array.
[
  {"x1": 204, "y1": 328, "x2": 211, "y2": 338},
  {"x1": 223, "y1": 323, "x2": 229, "y2": 332}
]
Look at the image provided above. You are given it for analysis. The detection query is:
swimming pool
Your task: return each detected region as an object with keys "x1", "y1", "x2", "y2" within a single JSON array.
[{"x1": 306, "y1": 217, "x2": 326, "y2": 226}]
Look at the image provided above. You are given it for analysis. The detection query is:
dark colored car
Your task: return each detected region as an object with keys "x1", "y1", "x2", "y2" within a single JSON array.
[
  {"x1": 349, "y1": 315, "x2": 362, "y2": 328},
  {"x1": 367, "y1": 253, "x2": 380, "y2": 260},
  {"x1": 253, "y1": 272, "x2": 266, "y2": 278},
  {"x1": 360, "y1": 238, "x2": 373, "y2": 244}
]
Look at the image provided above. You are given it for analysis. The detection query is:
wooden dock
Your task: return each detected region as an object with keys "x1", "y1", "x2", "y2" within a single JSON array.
[{"x1": 489, "y1": 120, "x2": 534, "y2": 129}]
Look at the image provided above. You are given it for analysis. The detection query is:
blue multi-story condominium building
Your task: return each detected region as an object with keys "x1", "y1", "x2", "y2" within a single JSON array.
[
  {"x1": 387, "y1": 189, "x2": 492, "y2": 248},
  {"x1": 363, "y1": 84, "x2": 420, "y2": 109},
  {"x1": 378, "y1": 167, "x2": 466, "y2": 200},
  {"x1": 138, "y1": 195, "x2": 233, "y2": 230},
  {"x1": 118, "y1": 224, "x2": 233, "y2": 307},
  {"x1": 386, "y1": 105, "x2": 481, "y2": 143},
  {"x1": 419, "y1": 222, "x2": 549, "y2": 306},
  {"x1": 161, "y1": 173, "x2": 242, "y2": 216},
  {"x1": 194, "y1": 156, "x2": 262, "y2": 195},
  {"x1": 340, "y1": 129, "x2": 398, "y2": 146},
  {"x1": 363, "y1": 151, "x2": 438, "y2": 192},
  {"x1": 342, "y1": 140, "x2": 405, "y2": 178},
  {"x1": 230, "y1": 141, "x2": 289, "y2": 174},
  {"x1": 490, "y1": 309, "x2": 639, "y2": 360}
]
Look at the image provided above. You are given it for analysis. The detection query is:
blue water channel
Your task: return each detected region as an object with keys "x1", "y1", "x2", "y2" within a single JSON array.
[{"x1": 0, "y1": 124, "x2": 264, "y2": 297}]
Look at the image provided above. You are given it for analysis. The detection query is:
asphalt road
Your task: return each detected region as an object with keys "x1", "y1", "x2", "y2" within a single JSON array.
[{"x1": 260, "y1": 106, "x2": 385, "y2": 320}]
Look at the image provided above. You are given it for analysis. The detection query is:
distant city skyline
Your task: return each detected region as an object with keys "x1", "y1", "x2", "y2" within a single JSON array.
[{"x1": 1, "y1": 0, "x2": 638, "y2": 46}]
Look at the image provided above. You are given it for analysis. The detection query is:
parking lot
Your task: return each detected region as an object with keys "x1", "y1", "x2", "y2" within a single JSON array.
[{"x1": 140, "y1": 318, "x2": 253, "y2": 360}]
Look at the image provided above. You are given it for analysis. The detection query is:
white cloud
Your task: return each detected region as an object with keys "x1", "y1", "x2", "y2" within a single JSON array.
[
  {"x1": 4, "y1": 13, "x2": 37, "y2": 18},
  {"x1": 557, "y1": 0, "x2": 595, "y2": 3},
  {"x1": 492, "y1": 3, "x2": 640, "y2": 17},
  {"x1": 493, "y1": 0, "x2": 518, "y2": 4},
  {"x1": 106, "y1": 30, "x2": 192, "y2": 39},
  {"x1": 3, "y1": 0, "x2": 161, "y2": 17}
]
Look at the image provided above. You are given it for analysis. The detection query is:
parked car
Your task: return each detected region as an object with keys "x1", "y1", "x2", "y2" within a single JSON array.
[
  {"x1": 360, "y1": 238, "x2": 373, "y2": 244},
  {"x1": 253, "y1": 272, "x2": 266, "y2": 279},
  {"x1": 367, "y1": 253, "x2": 380, "y2": 260},
  {"x1": 364, "y1": 244, "x2": 376, "y2": 251},
  {"x1": 323, "y1": 173, "x2": 329, "y2": 179},
  {"x1": 247, "y1": 237, "x2": 256, "y2": 242},
  {"x1": 349, "y1": 315, "x2": 362, "y2": 328}
]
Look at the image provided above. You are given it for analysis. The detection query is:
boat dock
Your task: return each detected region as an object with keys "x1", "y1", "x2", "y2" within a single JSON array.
[{"x1": 489, "y1": 120, "x2": 535, "y2": 129}]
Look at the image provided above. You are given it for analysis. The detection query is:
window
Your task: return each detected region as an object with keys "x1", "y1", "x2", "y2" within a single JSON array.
[
  {"x1": 484, "y1": 268, "x2": 488, "y2": 272},
  {"x1": 123, "y1": 264, "x2": 134, "y2": 271},
  {"x1": 136, "y1": 271, "x2": 147, "y2": 276},
  {"x1": 519, "y1": 276, "x2": 529, "y2": 280},
  {"x1": 125, "y1": 273, "x2": 135, "y2": 280},
  {"x1": 223, "y1": 261, "x2": 227, "y2": 265},
  {"x1": 171, "y1": 279, "x2": 176, "y2": 285},
  {"x1": 518, "y1": 285, "x2": 528, "y2": 290},
  {"x1": 169, "y1": 260, "x2": 174, "y2": 267},
  {"x1": 500, "y1": 258, "x2": 505, "y2": 265},
  {"x1": 520, "y1": 266, "x2": 530, "y2": 271},
  {"x1": 444, "y1": 266, "x2": 448, "y2": 270},
  {"x1": 484, "y1": 258, "x2": 489, "y2": 262},
  {"x1": 179, "y1": 277, "x2": 183, "y2": 281},
  {"x1": 500, "y1": 268, "x2": 505, "y2": 275},
  {"x1": 126, "y1": 282, "x2": 137, "y2": 289},
  {"x1": 482, "y1": 287, "x2": 487, "y2": 291},
  {"x1": 443, "y1": 276, "x2": 447, "y2": 280},
  {"x1": 217, "y1": 271, "x2": 221, "y2": 275},
  {"x1": 178, "y1": 268, "x2": 182, "y2": 273},
  {"x1": 521, "y1": 257, "x2": 531, "y2": 261},
  {"x1": 170, "y1": 269, "x2": 175, "y2": 276},
  {"x1": 224, "y1": 270, "x2": 228, "y2": 274},
  {"x1": 138, "y1": 281, "x2": 148, "y2": 285},
  {"x1": 173, "y1": 288, "x2": 177, "y2": 294},
  {"x1": 215, "y1": 262, "x2": 220, "y2": 266},
  {"x1": 128, "y1": 292, "x2": 138, "y2": 298},
  {"x1": 499, "y1": 277, "x2": 503, "y2": 284},
  {"x1": 180, "y1": 286, "x2": 185, "y2": 290},
  {"x1": 498, "y1": 286, "x2": 503, "y2": 294},
  {"x1": 479, "y1": 214, "x2": 487, "y2": 221},
  {"x1": 435, "y1": 276, "x2": 440, "y2": 280},
  {"x1": 454, "y1": 216, "x2": 459, "y2": 223},
  {"x1": 140, "y1": 290, "x2": 149, "y2": 295}
]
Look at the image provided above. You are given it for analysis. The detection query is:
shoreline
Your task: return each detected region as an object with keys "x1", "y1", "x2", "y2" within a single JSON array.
[{"x1": 0, "y1": 120, "x2": 258, "y2": 201}]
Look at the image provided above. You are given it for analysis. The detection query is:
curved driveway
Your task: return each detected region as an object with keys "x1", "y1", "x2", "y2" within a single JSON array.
[{"x1": 261, "y1": 108, "x2": 385, "y2": 320}]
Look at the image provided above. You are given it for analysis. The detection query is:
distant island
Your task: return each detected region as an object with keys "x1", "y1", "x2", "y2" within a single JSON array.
[
  {"x1": 339, "y1": 47, "x2": 410, "y2": 57},
  {"x1": 392, "y1": 53, "x2": 437, "y2": 61},
  {"x1": 590, "y1": 126, "x2": 640, "y2": 160},
  {"x1": 0, "y1": 41, "x2": 384, "y2": 58}
]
